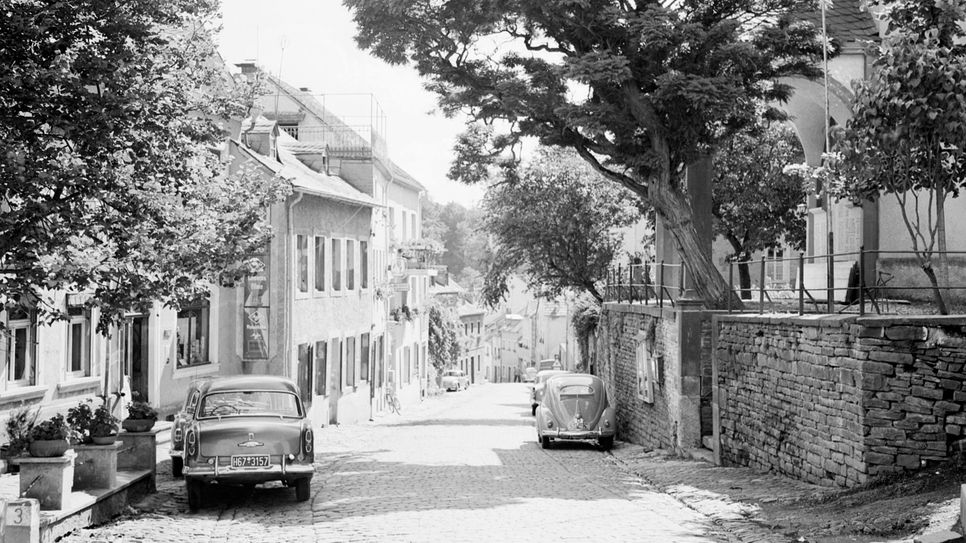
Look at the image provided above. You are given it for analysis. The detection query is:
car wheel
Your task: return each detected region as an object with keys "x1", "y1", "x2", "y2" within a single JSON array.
[
  {"x1": 531, "y1": 405, "x2": 537, "y2": 416},
  {"x1": 541, "y1": 436, "x2": 552, "y2": 449},
  {"x1": 172, "y1": 456, "x2": 183, "y2": 478},
  {"x1": 599, "y1": 436, "x2": 614, "y2": 451},
  {"x1": 186, "y1": 479, "x2": 204, "y2": 512},
  {"x1": 295, "y1": 478, "x2": 311, "y2": 502}
]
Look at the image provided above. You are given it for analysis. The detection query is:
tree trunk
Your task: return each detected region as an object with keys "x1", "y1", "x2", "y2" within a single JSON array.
[
  {"x1": 936, "y1": 187, "x2": 950, "y2": 304},
  {"x1": 922, "y1": 264, "x2": 949, "y2": 315},
  {"x1": 647, "y1": 178, "x2": 743, "y2": 310},
  {"x1": 738, "y1": 261, "x2": 752, "y2": 301}
]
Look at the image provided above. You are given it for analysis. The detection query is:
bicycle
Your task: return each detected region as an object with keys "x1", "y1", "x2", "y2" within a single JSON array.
[{"x1": 384, "y1": 387, "x2": 401, "y2": 415}]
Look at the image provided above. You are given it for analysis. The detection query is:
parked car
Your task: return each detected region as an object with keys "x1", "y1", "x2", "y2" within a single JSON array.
[
  {"x1": 523, "y1": 367, "x2": 538, "y2": 383},
  {"x1": 535, "y1": 373, "x2": 615, "y2": 451},
  {"x1": 181, "y1": 375, "x2": 315, "y2": 511},
  {"x1": 530, "y1": 369, "x2": 570, "y2": 416},
  {"x1": 169, "y1": 378, "x2": 211, "y2": 477},
  {"x1": 441, "y1": 369, "x2": 471, "y2": 391}
]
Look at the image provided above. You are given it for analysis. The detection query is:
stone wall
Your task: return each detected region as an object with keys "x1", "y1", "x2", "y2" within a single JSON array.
[
  {"x1": 714, "y1": 314, "x2": 966, "y2": 487},
  {"x1": 596, "y1": 303, "x2": 711, "y2": 451}
]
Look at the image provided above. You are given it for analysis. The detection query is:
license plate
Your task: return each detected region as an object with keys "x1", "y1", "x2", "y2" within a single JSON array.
[{"x1": 231, "y1": 455, "x2": 270, "y2": 468}]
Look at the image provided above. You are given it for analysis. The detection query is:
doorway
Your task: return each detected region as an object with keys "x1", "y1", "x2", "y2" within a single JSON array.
[{"x1": 123, "y1": 316, "x2": 150, "y2": 403}]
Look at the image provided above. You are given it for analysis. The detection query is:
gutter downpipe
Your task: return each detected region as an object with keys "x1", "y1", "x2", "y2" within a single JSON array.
[{"x1": 286, "y1": 189, "x2": 305, "y2": 380}]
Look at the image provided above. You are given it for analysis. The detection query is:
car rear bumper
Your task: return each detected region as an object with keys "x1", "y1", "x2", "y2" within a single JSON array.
[
  {"x1": 548, "y1": 428, "x2": 615, "y2": 440},
  {"x1": 169, "y1": 449, "x2": 182, "y2": 458},
  {"x1": 184, "y1": 461, "x2": 314, "y2": 483}
]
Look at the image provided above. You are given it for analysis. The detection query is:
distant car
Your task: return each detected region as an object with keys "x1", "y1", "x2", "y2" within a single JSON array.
[
  {"x1": 181, "y1": 375, "x2": 315, "y2": 511},
  {"x1": 536, "y1": 373, "x2": 616, "y2": 451},
  {"x1": 441, "y1": 369, "x2": 470, "y2": 391},
  {"x1": 523, "y1": 367, "x2": 538, "y2": 383},
  {"x1": 530, "y1": 369, "x2": 570, "y2": 416},
  {"x1": 537, "y1": 359, "x2": 562, "y2": 371},
  {"x1": 169, "y1": 378, "x2": 211, "y2": 477}
]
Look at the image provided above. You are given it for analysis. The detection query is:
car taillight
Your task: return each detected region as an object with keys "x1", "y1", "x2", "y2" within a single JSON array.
[
  {"x1": 173, "y1": 426, "x2": 183, "y2": 443},
  {"x1": 546, "y1": 420, "x2": 553, "y2": 428},
  {"x1": 303, "y1": 427, "x2": 313, "y2": 455},
  {"x1": 604, "y1": 419, "x2": 611, "y2": 428},
  {"x1": 186, "y1": 429, "x2": 197, "y2": 458}
]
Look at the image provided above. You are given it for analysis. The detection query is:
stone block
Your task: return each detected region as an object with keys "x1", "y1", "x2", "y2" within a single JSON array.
[
  {"x1": 119, "y1": 427, "x2": 161, "y2": 473},
  {"x1": 940, "y1": 379, "x2": 962, "y2": 390},
  {"x1": 863, "y1": 361, "x2": 896, "y2": 376},
  {"x1": 934, "y1": 401, "x2": 961, "y2": 414},
  {"x1": 905, "y1": 413, "x2": 938, "y2": 424},
  {"x1": 870, "y1": 427, "x2": 906, "y2": 440},
  {"x1": 868, "y1": 408, "x2": 903, "y2": 421},
  {"x1": 4, "y1": 499, "x2": 40, "y2": 543},
  {"x1": 903, "y1": 397, "x2": 936, "y2": 414},
  {"x1": 865, "y1": 451, "x2": 895, "y2": 465},
  {"x1": 897, "y1": 454, "x2": 921, "y2": 469},
  {"x1": 869, "y1": 351, "x2": 915, "y2": 364},
  {"x1": 885, "y1": 326, "x2": 928, "y2": 342},
  {"x1": 74, "y1": 442, "x2": 119, "y2": 490},
  {"x1": 948, "y1": 425, "x2": 963, "y2": 436},
  {"x1": 18, "y1": 452, "x2": 75, "y2": 510},
  {"x1": 912, "y1": 386, "x2": 945, "y2": 400}
]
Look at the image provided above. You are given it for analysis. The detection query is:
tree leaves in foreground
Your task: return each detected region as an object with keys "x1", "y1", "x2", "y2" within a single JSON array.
[
  {"x1": 834, "y1": 0, "x2": 966, "y2": 314},
  {"x1": 0, "y1": 0, "x2": 289, "y2": 331},
  {"x1": 712, "y1": 122, "x2": 807, "y2": 298},
  {"x1": 345, "y1": 0, "x2": 824, "y2": 309},
  {"x1": 481, "y1": 147, "x2": 639, "y2": 307}
]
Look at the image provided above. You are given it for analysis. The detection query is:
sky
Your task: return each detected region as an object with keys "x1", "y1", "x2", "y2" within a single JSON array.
[{"x1": 217, "y1": 0, "x2": 484, "y2": 208}]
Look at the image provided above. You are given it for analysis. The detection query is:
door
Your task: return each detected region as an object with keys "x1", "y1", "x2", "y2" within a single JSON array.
[
  {"x1": 327, "y1": 338, "x2": 342, "y2": 425},
  {"x1": 123, "y1": 316, "x2": 150, "y2": 402}
]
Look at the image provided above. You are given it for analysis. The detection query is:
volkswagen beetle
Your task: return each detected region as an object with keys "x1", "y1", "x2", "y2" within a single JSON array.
[
  {"x1": 169, "y1": 378, "x2": 210, "y2": 477},
  {"x1": 440, "y1": 368, "x2": 470, "y2": 391},
  {"x1": 529, "y1": 369, "x2": 570, "y2": 416},
  {"x1": 181, "y1": 375, "x2": 315, "y2": 511},
  {"x1": 535, "y1": 373, "x2": 616, "y2": 451}
]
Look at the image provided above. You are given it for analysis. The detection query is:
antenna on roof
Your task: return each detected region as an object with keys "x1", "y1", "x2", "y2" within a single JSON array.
[{"x1": 273, "y1": 36, "x2": 288, "y2": 120}]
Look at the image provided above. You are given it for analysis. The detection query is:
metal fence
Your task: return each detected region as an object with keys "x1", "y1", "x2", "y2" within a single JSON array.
[{"x1": 604, "y1": 248, "x2": 966, "y2": 315}]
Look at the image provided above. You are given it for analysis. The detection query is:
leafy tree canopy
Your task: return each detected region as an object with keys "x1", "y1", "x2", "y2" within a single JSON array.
[
  {"x1": 346, "y1": 0, "x2": 824, "y2": 308},
  {"x1": 0, "y1": 0, "x2": 288, "y2": 331},
  {"x1": 480, "y1": 147, "x2": 639, "y2": 307},
  {"x1": 428, "y1": 302, "x2": 460, "y2": 371}
]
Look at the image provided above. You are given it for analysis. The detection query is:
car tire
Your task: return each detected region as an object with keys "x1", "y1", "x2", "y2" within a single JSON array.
[
  {"x1": 599, "y1": 436, "x2": 614, "y2": 451},
  {"x1": 186, "y1": 479, "x2": 204, "y2": 512},
  {"x1": 172, "y1": 456, "x2": 183, "y2": 478},
  {"x1": 541, "y1": 436, "x2": 552, "y2": 449},
  {"x1": 531, "y1": 405, "x2": 537, "y2": 416},
  {"x1": 295, "y1": 478, "x2": 311, "y2": 502}
]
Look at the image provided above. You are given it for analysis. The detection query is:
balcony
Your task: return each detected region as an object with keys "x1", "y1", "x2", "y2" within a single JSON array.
[{"x1": 393, "y1": 239, "x2": 443, "y2": 273}]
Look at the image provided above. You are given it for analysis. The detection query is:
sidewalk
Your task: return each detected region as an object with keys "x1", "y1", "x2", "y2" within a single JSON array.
[{"x1": 610, "y1": 443, "x2": 962, "y2": 543}]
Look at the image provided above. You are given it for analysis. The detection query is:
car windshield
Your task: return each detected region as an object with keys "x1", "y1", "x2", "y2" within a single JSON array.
[
  {"x1": 559, "y1": 384, "x2": 594, "y2": 396},
  {"x1": 443, "y1": 370, "x2": 461, "y2": 377},
  {"x1": 198, "y1": 391, "x2": 301, "y2": 418}
]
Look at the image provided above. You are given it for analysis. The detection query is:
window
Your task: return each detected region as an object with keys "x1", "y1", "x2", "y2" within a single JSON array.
[
  {"x1": 314, "y1": 236, "x2": 326, "y2": 291},
  {"x1": 332, "y1": 239, "x2": 342, "y2": 291},
  {"x1": 766, "y1": 248, "x2": 785, "y2": 284},
  {"x1": 401, "y1": 211, "x2": 408, "y2": 240},
  {"x1": 360, "y1": 241, "x2": 368, "y2": 289},
  {"x1": 67, "y1": 314, "x2": 91, "y2": 378},
  {"x1": 403, "y1": 346, "x2": 411, "y2": 384},
  {"x1": 345, "y1": 336, "x2": 356, "y2": 387},
  {"x1": 297, "y1": 343, "x2": 313, "y2": 404},
  {"x1": 4, "y1": 309, "x2": 35, "y2": 388},
  {"x1": 333, "y1": 338, "x2": 342, "y2": 392},
  {"x1": 297, "y1": 234, "x2": 309, "y2": 293},
  {"x1": 278, "y1": 123, "x2": 299, "y2": 140},
  {"x1": 376, "y1": 335, "x2": 384, "y2": 387},
  {"x1": 314, "y1": 340, "x2": 327, "y2": 396},
  {"x1": 176, "y1": 301, "x2": 209, "y2": 368},
  {"x1": 411, "y1": 214, "x2": 417, "y2": 240},
  {"x1": 361, "y1": 333, "x2": 370, "y2": 382},
  {"x1": 346, "y1": 239, "x2": 355, "y2": 290}
]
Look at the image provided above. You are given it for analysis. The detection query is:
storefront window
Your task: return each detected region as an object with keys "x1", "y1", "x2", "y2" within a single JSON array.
[{"x1": 177, "y1": 301, "x2": 209, "y2": 368}]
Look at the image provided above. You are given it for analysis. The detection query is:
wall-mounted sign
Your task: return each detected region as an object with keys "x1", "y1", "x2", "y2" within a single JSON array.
[{"x1": 243, "y1": 307, "x2": 269, "y2": 360}]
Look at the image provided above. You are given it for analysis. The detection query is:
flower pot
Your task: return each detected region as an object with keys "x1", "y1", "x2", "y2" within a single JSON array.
[
  {"x1": 90, "y1": 435, "x2": 117, "y2": 445},
  {"x1": 28, "y1": 439, "x2": 70, "y2": 458},
  {"x1": 122, "y1": 419, "x2": 156, "y2": 433}
]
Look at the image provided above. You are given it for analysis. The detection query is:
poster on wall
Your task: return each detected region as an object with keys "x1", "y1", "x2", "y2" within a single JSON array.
[
  {"x1": 244, "y1": 256, "x2": 270, "y2": 307},
  {"x1": 244, "y1": 307, "x2": 270, "y2": 360}
]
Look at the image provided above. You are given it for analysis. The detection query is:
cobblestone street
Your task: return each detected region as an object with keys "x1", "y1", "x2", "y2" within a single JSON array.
[{"x1": 66, "y1": 383, "x2": 739, "y2": 542}]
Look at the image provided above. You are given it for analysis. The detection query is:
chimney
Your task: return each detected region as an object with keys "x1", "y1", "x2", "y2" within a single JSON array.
[
  {"x1": 236, "y1": 60, "x2": 259, "y2": 76},
  {"x1": 298, "y1": 87, "x2": 311, "y2": 93}
]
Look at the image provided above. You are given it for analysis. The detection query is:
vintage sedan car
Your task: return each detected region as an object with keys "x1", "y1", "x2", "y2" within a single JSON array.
[
  {"x1": 529, "y1": 369, "x2": 570, "y2": 416},
  {"x1": 181, "y1": 375, "x2": 315, "y2": 511},
  {"x1": 169, "y1": 378, "x2": 211, "y2": 477},
  {"x1": 522, "y1": 366, "x2": 538, "y2": 383},
  {"x1": 441, "y1": 368, "x2": 471, "y2": 391},
  {"x1": 535, "y1": 373, "x2": 616, "y2": 451}
]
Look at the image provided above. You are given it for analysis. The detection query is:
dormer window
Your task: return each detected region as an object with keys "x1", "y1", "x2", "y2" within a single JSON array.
[{"x1": 278, "y1": 122, "x2": 299, "y2": 140}]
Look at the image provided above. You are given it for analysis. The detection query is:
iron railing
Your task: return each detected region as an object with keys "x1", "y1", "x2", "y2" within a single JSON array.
[{"x1": 605, "y1": 248, "x2": 966, "y2": 315}]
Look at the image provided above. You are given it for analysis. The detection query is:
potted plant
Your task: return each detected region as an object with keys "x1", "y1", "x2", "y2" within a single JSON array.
[
  {"x1": 66, "y1": 400, "x2": 94, "y2": 444},
  {"x1": 122, "y1": 400, "x2": 158, "y2": 433},
  {"x1": 3, "y1": 404, "x2": 39, "y2": 471},
  {"x1": 89, "y1": 403, "x2": 119, "y2": 445},
  {"x1": 28, "y1": 414, "x2": 71, "y2": 457}
]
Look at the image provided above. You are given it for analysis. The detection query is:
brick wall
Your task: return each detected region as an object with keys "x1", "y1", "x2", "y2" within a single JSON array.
[{"x1": 714, "y1": 314, "x2": 966, "y2": 487}]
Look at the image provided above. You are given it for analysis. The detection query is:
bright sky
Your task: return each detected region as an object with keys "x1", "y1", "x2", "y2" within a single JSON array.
[{"x1": 217, "y1": 0, "x2": 484, "y2": 208}]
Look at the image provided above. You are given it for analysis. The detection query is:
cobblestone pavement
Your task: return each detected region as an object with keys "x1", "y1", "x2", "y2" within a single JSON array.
[{"x1": 64, "y1": 383, "x2": 762, "y2": 543}]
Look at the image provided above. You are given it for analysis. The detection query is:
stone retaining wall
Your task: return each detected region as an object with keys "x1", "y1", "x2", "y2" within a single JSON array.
[{"x1": 714, "y1": 314, "x2": 966, "y2": 487}]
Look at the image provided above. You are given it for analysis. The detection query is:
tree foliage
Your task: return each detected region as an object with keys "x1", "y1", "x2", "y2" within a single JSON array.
[
  {"x1": 428, "y1": 302, "x2": 460, "y2": 371},
  {"x1": 422, "y1": 198, "x2": 486, "y2": 287},
  {"x1": 833, "y1": 0, "x2": 966, "y2": 314},
  {"x1": 345, "y1": 0, "x2": 824, "y2": 309},
  {"x1": 480, "y1": 147, "x2": 639, "y2": 307},
  {"x1": 712, "y1": 121, "x2": 807, "y2": 297},
  {"x1": 0, "y1": 0, "x2": 289, "y2": 331}
]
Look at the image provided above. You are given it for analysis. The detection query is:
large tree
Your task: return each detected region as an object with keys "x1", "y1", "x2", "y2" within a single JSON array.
[
  {"x1": 480, "y1": 147, "x2": 639, "y2": 306},
  {"x1": 833, "y1": 0, "x2": 966, "y2": 314},
  {"x1": 345, "y1": 0, "x2": 824, "y2": 309},
  {"x1": 712, "y1": 122, "x2": 807, "y2": 299},
  {"x1": 0, "y1": 0, "x2": 288, "y2": 330}
]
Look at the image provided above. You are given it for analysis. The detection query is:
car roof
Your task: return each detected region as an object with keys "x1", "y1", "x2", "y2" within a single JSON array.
[
  {"x1": 546, "y1": 373, "x2": 601, "y2": 387},
  {"x1": 536, "y1": 369, "x2": 568, "y2": 378},
  {"x1": 198, "y1": 375, "x2": 299, "y2": 395}
]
